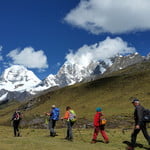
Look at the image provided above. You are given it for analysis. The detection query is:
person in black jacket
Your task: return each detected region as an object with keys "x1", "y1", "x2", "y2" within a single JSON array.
[
  {"x1": 127, "y1": 99, "x2": 150, "y2": 150},
  {"x1": 11, "y1": 109, "x2": 22, "y2": 137}
]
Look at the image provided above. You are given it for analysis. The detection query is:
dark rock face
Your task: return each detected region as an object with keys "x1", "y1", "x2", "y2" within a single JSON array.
[{"x1": 105, "y1": 53, "x2": 144, "y2": 74}]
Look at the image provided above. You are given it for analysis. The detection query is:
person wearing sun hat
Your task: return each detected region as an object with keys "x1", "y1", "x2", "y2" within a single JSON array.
[
  {"x1": 126, "y1": 98, "x2": 150, "y2": 150},
  {"x1": 45, "y1": 105, "x2": 60, "y2": 137},
  {"x1": 91, "y1": 107, "x2": 109, "y2": 144}
]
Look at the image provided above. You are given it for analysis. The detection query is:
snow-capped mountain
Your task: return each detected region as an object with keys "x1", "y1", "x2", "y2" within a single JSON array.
[
  {"x1": 38, "y1": 53, "x2": 144, "y2": 89},
  {"x1": 0, "y1": 53, "x2": 148, "y2": 102},
  {"x1": 0, "y1": 65, "x2": 41, "y2": 102},
  {"x1": 34, "y1": 60, "x2": 112, "y2": 91}
]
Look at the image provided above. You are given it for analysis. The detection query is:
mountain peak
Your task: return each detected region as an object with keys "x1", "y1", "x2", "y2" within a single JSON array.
[{"x1": 0, "y1": 65, "x2": 41, "y2": 91}]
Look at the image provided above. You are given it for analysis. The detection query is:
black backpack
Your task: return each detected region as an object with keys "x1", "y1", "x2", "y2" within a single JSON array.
[
  {"x1": 143, "y1": 109, "x2": 150, "y2": 123},
  {"x1": 13, "y1": 111, "x2": 22, "y2": 121}
]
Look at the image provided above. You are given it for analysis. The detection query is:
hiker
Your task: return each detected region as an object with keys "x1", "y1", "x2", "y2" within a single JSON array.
[
  {"x1": 45, "y1": 105, "x2": 60, "y2": 137},
  {"x1": 91, "y1": 107, "x2": 109, "y2": 144},
  {"x1": 126, "y1": 98, "x2": 150, "y2": 150},
  {"x1": 11, "y1": 109, "x2": 22, "y2": 137},
  {"x1": 61, "y1": 106, "x2": 76, "y2": 141}
]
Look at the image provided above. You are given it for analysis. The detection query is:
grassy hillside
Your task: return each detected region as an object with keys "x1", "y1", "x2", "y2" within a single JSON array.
[
  {"x1": 0, "y1": 126, "x2": 149, "y2": 150},
  {"x1": 0, "y1": 61, "x2": 150, "y2": 128}
]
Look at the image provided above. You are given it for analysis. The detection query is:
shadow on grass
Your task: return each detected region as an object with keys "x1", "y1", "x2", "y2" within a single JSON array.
[
  {"x1": 123, "y1": 141, "x2": 150, "y2": 150},
  {"x1": 96, "y1": 140, "x2": 104, "y2": 143}
]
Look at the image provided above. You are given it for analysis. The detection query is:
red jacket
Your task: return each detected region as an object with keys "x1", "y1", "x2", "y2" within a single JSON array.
[{"x1": 93, "y1": 112, "x2": 103, "y2": 126}]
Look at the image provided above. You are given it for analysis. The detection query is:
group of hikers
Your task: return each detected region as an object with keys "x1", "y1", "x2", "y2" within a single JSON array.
[{"x1": 11, "y1": 98, "x2": 150, "y2": 150}]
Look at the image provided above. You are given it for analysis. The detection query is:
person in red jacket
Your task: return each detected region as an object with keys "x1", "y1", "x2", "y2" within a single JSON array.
[{"x1": 91, "y1": 107, "x2": 109, "y2": 144}]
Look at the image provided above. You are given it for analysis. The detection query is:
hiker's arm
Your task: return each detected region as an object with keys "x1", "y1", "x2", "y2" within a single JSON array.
[
  {"x1": 137, "y1": 106, "x2": 144, "y2": 126},
  {"x1": 61, "y1": 111, "x2": 69, "y2": 120},
  {"x1": 44, "y1": 112, "x2": 51, "y2": 116}
]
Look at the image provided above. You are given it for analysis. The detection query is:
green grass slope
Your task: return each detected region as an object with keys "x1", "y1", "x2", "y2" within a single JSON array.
[
  {"x1": 0, "y1": 126, "x2": 149, "y2": 150},
  {"x1": 0, "y1": 61, "x2": 150, "y2": 128}
]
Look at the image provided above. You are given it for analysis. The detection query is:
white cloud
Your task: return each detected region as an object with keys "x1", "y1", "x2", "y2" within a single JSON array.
[
  {"x1": 64, "y1": 0, "x2": 150, "y2": 34},
  {"x1": 65, "y1": 37, "x2": 136, "y2": 67},
  {"x1": 7, "y1": 47, "x2": 48, "y2": 69},
  {"x1": 0, "y1": 46, "x2": 3, "y2": 61}
]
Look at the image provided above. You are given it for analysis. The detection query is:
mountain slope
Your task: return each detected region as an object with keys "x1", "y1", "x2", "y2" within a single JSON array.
[{"x1": 0, "y1": 61, "x2": 150, "y2": 128}]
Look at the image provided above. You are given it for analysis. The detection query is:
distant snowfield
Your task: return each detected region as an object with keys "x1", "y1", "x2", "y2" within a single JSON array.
[{"x1": 0, "y1": 92, "x2": 8, "y2": 101}]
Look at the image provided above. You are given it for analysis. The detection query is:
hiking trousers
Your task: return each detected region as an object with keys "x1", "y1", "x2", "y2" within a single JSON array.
[
  {"x1": 49, "y1": 119, "x2": 56, "y2": 136},
  {"x1": 92, "y1": 125, "x2": 109, "y2": 141},
  {"x1": 66, "y1": 121, "x2": 74, "y2": 140},
  {"x1": 13, "y1": 120, "x2": 20, "y2": 136},
  {"x1": 131, "y1": 123, "x2": 150, "y2": 147}
]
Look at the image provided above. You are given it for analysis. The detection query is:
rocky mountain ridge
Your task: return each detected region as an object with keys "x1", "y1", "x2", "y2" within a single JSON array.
[{"x1": 0, "y1": 53, "x2": 149, "y2": 102}]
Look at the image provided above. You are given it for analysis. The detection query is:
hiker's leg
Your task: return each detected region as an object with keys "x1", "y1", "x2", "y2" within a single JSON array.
[
  {"x1": 141, "y1": 123, "x2": 150, "y2": 144},
  {"x1": 13, "y1": 126, "x2": 17, "y2": 136},
  {"x1": 16, "y1": 121, "x2": 20, "y2": 136},
  {"x1": 52, "y1": 120, "x2": 56, "y2": 135},
  {"x1": 131, "y1": 128, "x2": 140, "y2": 147},
  {"x1": 70, "y1": 122, "x2": 74, "y2": 139},
  {"x1": 49, "y1": 119, "x2": 53, "y2": 136},
  {"x1": 66, "y1": 121, "x2": 70, "y2": 139},
  {"x1": 100, "y1": 125, "x2": 109, "y2": 141},
  {"x1": 13, "y1": 121, "x2": 17, "y2": 136},
  {"x1": 92, "y1": 126, "x2": 99, "y2": 140},
  {"x1": 68, "y1": 121, "x2": 74, "y2": 140}
]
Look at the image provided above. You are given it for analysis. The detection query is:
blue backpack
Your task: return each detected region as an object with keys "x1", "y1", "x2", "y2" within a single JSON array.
[{"x1": 51, "y1": 108, "x2": 60, "y2": 121}]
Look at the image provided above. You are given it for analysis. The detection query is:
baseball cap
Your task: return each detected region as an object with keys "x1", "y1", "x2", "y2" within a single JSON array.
[{"x1": 132, "y1": 98, "x2": 139, "y2": 103}]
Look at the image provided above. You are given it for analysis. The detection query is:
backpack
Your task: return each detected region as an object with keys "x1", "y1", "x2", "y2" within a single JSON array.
[
  {"x1": 99, "y1": 112, "x2": 107, "y2": 125},
  {"x1": 51, "y1": 108, "x2": 60, "y2": 121},
  {"x1": 69, "y1": 110, "x2": 76, "y2": 122},
  {"x1": 143, "y1": 109, "x2": 150, "y2": 123},
  {"x1": 13, "y1": 111, "x2": 22, "y2": 121}
]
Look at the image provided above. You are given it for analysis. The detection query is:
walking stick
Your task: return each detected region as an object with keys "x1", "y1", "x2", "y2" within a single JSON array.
[{"x1": 76, "y1": 122, "x2": 86, "y2": 143}]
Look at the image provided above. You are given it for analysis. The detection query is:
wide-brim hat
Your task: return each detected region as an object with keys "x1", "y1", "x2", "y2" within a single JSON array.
[{"x1": 51, "y1": 105, "x2": 56, "y2": 108}]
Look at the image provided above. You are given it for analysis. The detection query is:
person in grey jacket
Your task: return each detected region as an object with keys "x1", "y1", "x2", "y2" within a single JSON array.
[{"x1": 127, "y1": 99, "x2": 150, "y2": 150}]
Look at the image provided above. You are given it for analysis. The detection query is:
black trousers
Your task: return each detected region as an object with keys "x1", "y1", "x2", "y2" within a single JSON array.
[
  {"x1": 13, "y1": 120, "x2": 20, "y2": 136},
  {"x1": 49, "y1": 119, "x2": 56, "y2": 136},
  {"x1": 131, "y1": 123, "x2": 150, "y2": 147}
]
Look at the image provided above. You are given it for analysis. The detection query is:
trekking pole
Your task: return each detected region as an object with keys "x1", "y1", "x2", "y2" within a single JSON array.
[
  {"x1": 76, "y1": 122, "x2": 86, "y2": 143},
  {"x1": 61, "y1": 119, "x2": 66, "y2": 138},
  {"x1": 122, "y1": 128, "x2": 133, "y2": 135}
]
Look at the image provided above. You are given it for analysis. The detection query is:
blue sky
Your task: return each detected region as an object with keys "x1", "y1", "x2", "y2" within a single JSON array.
[{"x1": 0, "y1": 0, "x2": 150, "y2": 80}]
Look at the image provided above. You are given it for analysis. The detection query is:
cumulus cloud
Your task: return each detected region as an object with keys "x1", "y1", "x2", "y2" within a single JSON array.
[
  {"x1": 7, "y1": 47, "x2": 48, "y2": 69},
  {"x1": 64, "y1": 0, "x2": 150, "y2": 34},
  {"x1": 65, "y1": 37, "x2": 136, "y2": 67}
]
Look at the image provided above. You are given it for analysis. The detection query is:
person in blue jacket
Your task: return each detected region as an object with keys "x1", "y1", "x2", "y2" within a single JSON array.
[{"x1": 45, "y1": 105, "x2": 60, "y2": 137}]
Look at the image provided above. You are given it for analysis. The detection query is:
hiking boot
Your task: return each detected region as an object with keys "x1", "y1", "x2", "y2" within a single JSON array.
[
  {"x1": 126, "y1": 146, "x2": 134, "y2": 150},
  {"x1": 90, "y1": 140, "x2": 96, "y2": 144},
  {"x1": 50, "y1": 134, "x2": 55, "y2": 137},
  {"x1": 104, "y1": 140, "x2": 109, "y2": 144},
  {"x1": 64, "y1": 137, "x2": 69, "y2": 140},
  {"x1": 68, "y1": 138, "x2": 73, "y2": 142}
]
